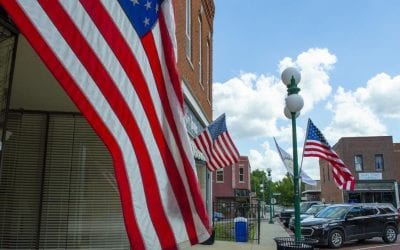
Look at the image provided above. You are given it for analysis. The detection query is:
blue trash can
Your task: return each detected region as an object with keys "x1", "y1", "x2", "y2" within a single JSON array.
[{"x1": 234, "y1": 217, "x2": 248, "y2": 242}]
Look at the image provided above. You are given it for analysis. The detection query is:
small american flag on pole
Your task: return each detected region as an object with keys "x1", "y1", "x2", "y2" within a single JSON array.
[
  {"x1": 1, "y1": 0, "x2": 210, "y2": 248},
  {"x1": 194, "y1": 114, "x2": 240, "y2": 171},
  {"x1": 303, "y1": 119, "x2": 355, "y2": 191}
]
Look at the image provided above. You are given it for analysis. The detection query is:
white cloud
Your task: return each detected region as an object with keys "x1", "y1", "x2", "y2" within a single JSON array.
[
  {"x1": 354, "y1": 73, "x2": 400, "y2": 118},
  {"x1": 324, "y1": 87, "x2": 387, "y2": 142},
  {"x1": 213, "y1": 73, "x2": 285, "y2": 139},
  {"x1": 213, "y1": 48, "x2": 337, "y2": 141},
  {"x1": 279, "y1": 48, "x2": 336, "y2": 113}
]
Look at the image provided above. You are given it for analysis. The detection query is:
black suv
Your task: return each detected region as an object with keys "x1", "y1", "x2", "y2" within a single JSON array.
[
  {"x1": 300, "y1": 203, "x2": 400, "y2": 248},
  {"x1": 279, "y1": 201, "x2": 321, "y2": 228}
]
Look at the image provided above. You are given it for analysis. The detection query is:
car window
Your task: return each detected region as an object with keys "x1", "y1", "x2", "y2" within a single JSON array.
[
  {"x1": 362, "y1": 207, "x2": 377, "y2": 216},
  {"x1": 315, "y1": 206, "x2": 348, "y2": 219},
  {"x1": 300, "y1": 203, "x2": 314, "y2": 213},
  {"x1": 347, "y1": 207, "x2": 362, "y2": 218},
  {"x1": 382, "y1": 206, "x2": 395, "y2": 214},
  {"x1": 378, "y1": 207, "x2": 387, "y2": 214}
]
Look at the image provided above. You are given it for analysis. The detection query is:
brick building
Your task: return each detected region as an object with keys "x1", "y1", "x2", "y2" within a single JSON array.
[
  {"x1": 212, "y1": 156, "x2": 252, "y2": 203},
  {"x1": 175, "y1": 0, "x2": 215, "y2": 217},
  {"x1": 320, "y1": 136, "x2": 400, "y2": 208},
  {"x1": 0, "y1": 1, "x2": 215, "y2": 248}
]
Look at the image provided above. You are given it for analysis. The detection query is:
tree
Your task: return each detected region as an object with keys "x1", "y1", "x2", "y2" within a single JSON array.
[
  {"x1": 250, "y1": 169, "x2": 266, "y2": 200},
  {"x1": 275, "y1": 173, "x2": 294, "y2": 207}
]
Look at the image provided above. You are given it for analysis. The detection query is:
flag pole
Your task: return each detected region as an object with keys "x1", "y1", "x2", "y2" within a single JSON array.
[{"x1": 299, "y1": 119, "x2": 311, "y2": 174}]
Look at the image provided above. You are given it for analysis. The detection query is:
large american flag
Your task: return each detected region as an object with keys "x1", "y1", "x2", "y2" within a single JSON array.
[
  {"x1": 303, "y1": 119, "x2": 355, "y2": 191},
  {"x1": 1, "y1": 0, "x2": 210, "y2": 249},
  {"x1": 193, "y1": 114, "x2": 240, "y2": 171}
]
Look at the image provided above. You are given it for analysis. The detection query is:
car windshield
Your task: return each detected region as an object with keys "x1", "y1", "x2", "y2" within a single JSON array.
[
  {"x1": 315, "y1": 206, "x2": 349, "y2": 219},
  {"x1": 305, "y1": 205, "x2": 326, "y2": 215},
  {"x1": 300, "y1": 203, "x2": 314, "y2": 213}
]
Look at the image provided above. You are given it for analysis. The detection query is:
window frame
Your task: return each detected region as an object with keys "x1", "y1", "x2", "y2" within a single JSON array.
[
  {"x1": 239, "y1": 167, "x2": 244, "y2": 183},
  {"x1": 354, "y1": 154, "x2": 363, "y2": 172},
  {"x1": 198, "y1": 15, "x2": 202, "y2": 87},
  {"x1": 374, "y1": 154, "x2": 384, "y2": 171},
  {"x1": 216, "y1": 169, "x2": 224, "y2": 183},
  {"x1": 185, "y1": 0, "x2": 192, "y2": 62}
]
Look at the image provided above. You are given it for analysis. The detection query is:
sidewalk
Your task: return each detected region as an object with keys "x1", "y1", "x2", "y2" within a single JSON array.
[{"x1": 188, "y1": 217, "x2": 289, "y2": 250}]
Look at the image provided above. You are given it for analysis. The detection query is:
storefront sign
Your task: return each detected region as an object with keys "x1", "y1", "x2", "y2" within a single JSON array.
[{"x1": 358, "y1": 172, "x2": 382, "y2": 180}]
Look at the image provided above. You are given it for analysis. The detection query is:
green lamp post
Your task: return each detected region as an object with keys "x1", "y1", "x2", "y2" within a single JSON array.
[
  {"x1": 260, "y1": 180, "x2": 265, "y2": 217},
  {"x1": 267, "y1": 168, "x2": 274, "y2": 224},
  {"x1": 281, "y1": 67, "x2": 303, "y2": 240}
]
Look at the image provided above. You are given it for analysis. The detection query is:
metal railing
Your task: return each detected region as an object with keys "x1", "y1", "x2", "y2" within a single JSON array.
[{"x1": 212, "y1": 201, "x2": 260, "y2": 243}]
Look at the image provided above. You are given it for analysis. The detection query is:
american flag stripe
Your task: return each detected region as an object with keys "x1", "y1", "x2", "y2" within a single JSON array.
[
  {"x1": 219, "y1": 133, "x2": 236, "y2": 164},
  {"x1": 214, "y1": 140, "x2": 230, "y2": 166},
  {"x1": 3, "y1": 0, "x2": 210, "y2": 248},
  {"x1": 224, "y1": 132, "x2": 240, "y2": 160}
]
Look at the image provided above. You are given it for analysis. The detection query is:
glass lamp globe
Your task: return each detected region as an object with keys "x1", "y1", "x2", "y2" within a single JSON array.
[
  {"x1": 284, "y1": 106, "x2": 300, "y2": 119},
  {"x1": 286, "y1": 94, "x2": 304, "y2": 113},
  {"x1": 281, "y1": 67, "x2": 301, "y2": 86}
]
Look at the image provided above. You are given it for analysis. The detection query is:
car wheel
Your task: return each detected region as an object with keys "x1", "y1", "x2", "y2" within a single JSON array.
[
  {"x1": 382, "y1": 225, "x2": 397, "y2": 243},
  {"x1": 328, "y1": 229, "x2": 344, "y2": 248}
]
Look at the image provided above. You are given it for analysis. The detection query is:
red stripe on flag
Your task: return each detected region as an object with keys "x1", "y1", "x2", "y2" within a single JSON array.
[
  {"x1": 159, "y1": 11, "x2": 184, "y2": 110},
  {"x1": 0, "y1": 1, "x2": 145, "y2": 248}
]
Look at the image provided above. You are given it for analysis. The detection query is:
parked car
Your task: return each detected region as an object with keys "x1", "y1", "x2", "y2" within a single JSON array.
[
  {"x1": 279, "y1": 201, "x2": 321, "y2": 228},
  {"x1": 300, "y1": 203, "x2": 400, "y2": 248},
  {"x1": 289, "y1": 203, "x2": 332, "y2": 231},
  {"x1": 213, "y1": 212, "x2": 225, "y2": 221}
]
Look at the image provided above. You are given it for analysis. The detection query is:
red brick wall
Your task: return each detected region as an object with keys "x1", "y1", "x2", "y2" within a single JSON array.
[
  {"x1": 175, "y1": 0, "x2": 214, "y2": 122},
  {"x1": 320, "y1": 136, "x2": 400, "y2": 203},
  {"x1": 320, "y1": 159, "x2": 343, "y2": 203},
  {"x1": 212, "y1": 156, "x2": 251, "y2": 201},
  {"x1": 234, "y1": 156, "x2": 251, "y2": 190},
  {"x1": 335, "y1": 136, "x2": 396, "y2": 180},
  {"x1": 212, "y1": 165, "x2": 233, "y2": 201}
]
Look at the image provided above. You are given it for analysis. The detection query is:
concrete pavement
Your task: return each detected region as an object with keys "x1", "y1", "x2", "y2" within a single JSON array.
[{"x1": 188, "y1": 217, "x2": 289, "y2": 250}]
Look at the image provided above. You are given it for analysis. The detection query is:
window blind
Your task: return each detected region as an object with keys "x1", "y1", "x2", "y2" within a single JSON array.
[{"x1": 0, "y1": 112, "x2": 129, "y2": 249}]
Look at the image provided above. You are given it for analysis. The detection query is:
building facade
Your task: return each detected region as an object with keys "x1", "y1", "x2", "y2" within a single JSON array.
[
  {"x1": 320, "y1": 136, "x2": 400, "y2": 208},
  {"x1": 212, "y1": 156, "x2": 251, "y2": 203},
  {"x1": 302, "y1": 180, "x2": 321, "y2": 201},
  {"x1": 0, "y1": 1, "x2": 214, "y2": 248}
]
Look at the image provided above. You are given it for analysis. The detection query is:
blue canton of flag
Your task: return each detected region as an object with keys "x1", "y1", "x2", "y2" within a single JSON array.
[
  {"x1": 306, "y1": 120, "x2": 330, "y2": 147},
  {"x1": 207, "y1": 114, "x2": 227, "y2": 142},
  {"x1": 119, "y1": 0, "x2": 163, "y2": 37}
]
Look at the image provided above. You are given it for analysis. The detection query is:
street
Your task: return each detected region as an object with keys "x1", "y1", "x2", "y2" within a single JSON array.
[{"x1": 337, "y1": 237, "x2": 400, "y2": 250}]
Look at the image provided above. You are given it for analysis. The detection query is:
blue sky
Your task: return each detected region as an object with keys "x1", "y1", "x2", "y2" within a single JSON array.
[{"x1": 211, "y1": 0, "x2": 400, "y2": 180}]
